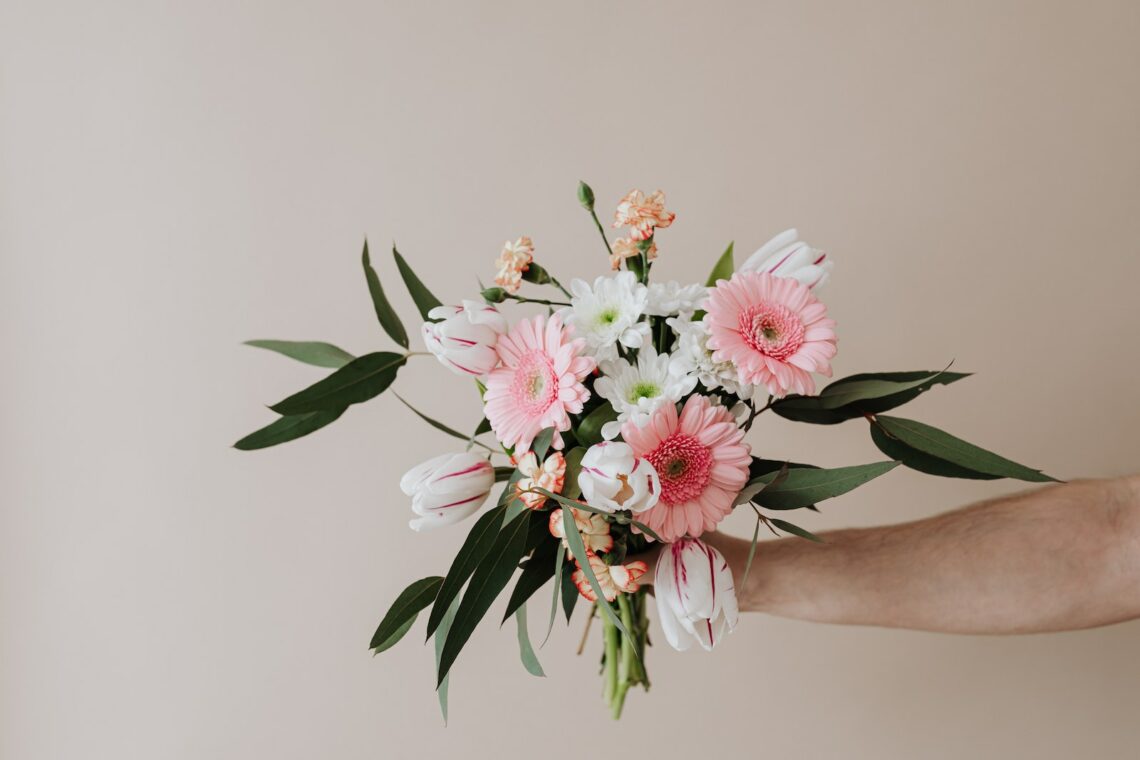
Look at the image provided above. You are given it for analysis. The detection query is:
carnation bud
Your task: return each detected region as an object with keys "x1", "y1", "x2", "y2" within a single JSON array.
[
  {"x1": 577, "y1": 181, "x2": 595, "y2": 210},
  {"x1": 521, "y1": 263, "x2": 552, "y2": 285},
  {"x1": 481, "y1": 287, "x2": 507, "y2": 303}
]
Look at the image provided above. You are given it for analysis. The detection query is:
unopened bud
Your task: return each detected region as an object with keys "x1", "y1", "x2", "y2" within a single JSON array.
[
  {"x1": 577, "y1": 181, "x2": 595, "y2": 210},
  {"x1": 481, "y1": 287, "x2": 507, "y2": 303}
]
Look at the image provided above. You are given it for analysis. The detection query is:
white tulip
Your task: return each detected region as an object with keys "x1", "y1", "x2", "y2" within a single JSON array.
[
  {"x1": 577, "y1": 441, "x2": 660, "y2": 514},
  {"x1": 738, "y1": 228, "x2": 833, "y2": 289},
  {"x1": 400, "y1": 452, "x2": 495, "y2": 531},
  {"x1": 422, "y1": 300, "x2": 508, "y2": 376},
  {"x1": 654, "y1": 538, "x2": 739, "y2": 651}
]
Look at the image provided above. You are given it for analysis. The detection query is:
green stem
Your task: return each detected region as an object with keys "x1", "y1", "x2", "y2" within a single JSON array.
[
  {"x1": 617, "y1": 593, "x2": 638, "y2": 681},
  {"x1": 548, "y1": 275, "x2": 573, "y2": 299},
  {"x1": 602, "y1": 612, "x2": 619, "y2": 707},
  {"x1": 587, "y1": 207, "x2": 615, "y2": 259},
  {"x1": 505, "y1": 294, "x2": 571, "y2": 307},
  {"x1": 636, "y1": 590, "x2": 651, "y2": 690}
]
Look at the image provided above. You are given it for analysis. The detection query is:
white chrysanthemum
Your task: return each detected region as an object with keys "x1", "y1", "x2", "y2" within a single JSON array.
[
  {"x1": 644, "y1": 280, "x2": 709, "y2": 317},
  {"x1": 667, "y1": 315, "x2": 756, "y2": 400},
  {"x1": 593, "y1": 345, "x2": 698, "y2": 439},
  {"x1": 559, "y1": 271, "x2": 650, "y2": 361}
]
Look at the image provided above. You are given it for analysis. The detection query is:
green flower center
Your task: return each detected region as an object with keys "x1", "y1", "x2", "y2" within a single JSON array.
[{"x1": 627, "y1": 381, "x2": 660, "y2": 403}]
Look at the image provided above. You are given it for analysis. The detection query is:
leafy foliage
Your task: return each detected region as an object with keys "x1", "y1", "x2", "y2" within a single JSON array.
[
  {"x1": 369, "y1": 576, "x2": 443, "y2": 653},
  {"x1": 270, "y1": 352, "x2": 406, "y2": 415},
  {"x1": 243, "y1": 340, "x2": 356, "y2": 368}
]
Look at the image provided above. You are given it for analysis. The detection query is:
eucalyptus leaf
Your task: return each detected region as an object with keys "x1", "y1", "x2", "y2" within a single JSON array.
[
  {"x1": 503, "y1": 537, "x2": 559, "y2": 622},
  {"x1": 270, "y1": 352, "x2": 406, "y2": 415},
  {"x1": 369, "y1": 576, "x2": 443, "y2": 652},
  {"x1": 536, "y1": 488, "x2": 664, "y2": 542},
  {"x1": 532, "y1": 427, "x2": 555, "y2": 459},
  {"x1": 705, "y1": 241, "x2": 734, "y2": 286},
  {"x1": 393, "y1": 246, "x2": 443, "y2": 321},
  {"x1": 870, "y1": 422, "x2": 1000, "y2": 480},
  {"x1": 576, "y1": 403, "x2": 618, "y2": 447},
  {"x1": 243, "y1": 339, "x2": 356, "y2": 368},
  {"x1": 744, "y1": 461, "x2": 899, "y2": 510},
  {"x1": 741, "y1": 514, "x2": 762, "y2": 590},
  {"x1": 544, "y1": 549, "x2": 567, "y2": 645},
  {"x1": 233, "y1": 407, "x2": 346, "y2": 450},
  {"x1": 560, "y1": 565, "x2": 578, "y2": 623},
  {"x1": 433, "y1": 594, "x2": 460, "y2": 724},
  {"x1": 513, "y1": 604, "x2": 546, "y2": 677},
  {"x1": 425, "y1": 504, "x2": 508, "y2": 639},
  {"x1": 560, "y1": 507, "x2": 630, "y2": 641},
  {"x1": 362, "y1": 240, "x2": 409, "y2": 348},
  {"x1": 394, "y1": 393, "x2": 468, "y2": 441},
  {"x1": 817, "y1": 367, "x2": 959, "y2": 409},
  {"x1": 437, "y1": 511, "x2": 535, "y2": 687},
  {"x1": 875, "y1": 415, "x2": 1056, "y2": 482},
  {"x1": 769, "y1": 517, "x2": 824, "y2": 543},
  {"x1": 561, "y1": 447, "x2": 587, "y2": 500},
  {"x1": 772, "y1": 369, "x2": 971, "y2": 423}
]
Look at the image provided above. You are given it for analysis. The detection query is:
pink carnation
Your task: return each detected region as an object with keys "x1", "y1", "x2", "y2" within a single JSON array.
[
  {"x1": 623, "y1": 395, "x2": 751, "y2": 542},
  {"x1": 705, "y1": 271, "x2": 837, "y2": 397},
  {"x1": 483, "y1": 314, "x2": 595, "y2": 452}
]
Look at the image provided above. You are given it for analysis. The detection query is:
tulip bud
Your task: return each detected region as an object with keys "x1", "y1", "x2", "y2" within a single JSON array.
[
  {"x1": 422, "y1": 299, "x2": 508, "y2": 377},
  {"x1": 577, "y1": 180, "x2": 595, "y2": 210},
  {"x1": 481, "y1": 287, "x2": 507, "y2": 304},
  {"x1": 577, "y1": 442, "x2": 660, "y2": 514},
  {"x1": 654, "y1": 538, "x2": 739, "y2": 651},
  {"x1": 738, "y1": 228, "x2": 833, "y2": 289},
  {"x1": 400, "y1": 452, "x2": 495, "y2": 531}
]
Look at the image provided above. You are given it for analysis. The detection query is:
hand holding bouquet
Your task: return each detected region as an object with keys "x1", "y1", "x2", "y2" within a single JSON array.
[{"x1": 237, "y1": 183, "x2": 1054, "y2": 719}]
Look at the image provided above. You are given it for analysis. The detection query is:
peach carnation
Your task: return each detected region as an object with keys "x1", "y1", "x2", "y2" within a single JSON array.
[
  {"x1": 571, "y1": 550, "x2": 649, "y2": 603},
  {"x1": 549, "y1": 505, "x2": 613, "y2": 555},
  {"x1": 610, "y1": 237, "x2": 658, "y2": 270},
  {"x1": 514, "y1": 450, "x2": 566, "y2": 510},
  {"x1": 494, "y1": 236, "x2": 534, "y2": 294},
  {"x1": 704, "y1": 271, "x2": 837, "y2": 397},
  {"x1": 613, "y1": 190, "x2": 675, "y2": 241}
]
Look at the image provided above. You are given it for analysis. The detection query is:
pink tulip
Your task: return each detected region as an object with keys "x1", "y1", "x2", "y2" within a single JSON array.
[
  {"x1": 400, "y1": 452, "x2": 494, "y2": 531},
  {"x1": 421, "y1": 300, "x2": 508, "y2": 377}
]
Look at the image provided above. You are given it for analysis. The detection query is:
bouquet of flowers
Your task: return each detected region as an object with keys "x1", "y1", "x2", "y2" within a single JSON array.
[{"x1": 236, "y1": 183, "x2": 1053, "y2": 720}]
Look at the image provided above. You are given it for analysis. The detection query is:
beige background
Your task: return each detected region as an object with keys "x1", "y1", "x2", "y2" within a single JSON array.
[{"x1": 3, "y1": 1, "x2": 1139, "y2": 758}]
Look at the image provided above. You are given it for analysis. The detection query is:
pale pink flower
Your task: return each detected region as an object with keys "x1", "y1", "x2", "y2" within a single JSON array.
[
  {"x1": 613, "y1": 190, "x2": 675, "y2": 241},
  {"x1": 514, "y1": 450, "x2": 566, "y2": 510},
  {"x1": 654, "y1": 537, "x2": 739, "y2": 651},
  {"x1": 549, "y1": 505, "x2": 613, "y2": 554},
  {"x1": 609, "y1": 237, "x2": 657, "y2": 270},
  {"x1": 623, "y1": 395, "x2": 751, "y2": 542},
  {"x1": 571, "y1": 549, "x2": 649, "y2": 603},
  {"x1": 704, "y1": 271, "x2": 837, "y2": 397},
  {"x1": 494, "y1": 236, "x2": 534, "y2": 294},
  {"x1": 483, "y1": 314, "x2": 595, "y2": 452},
  {"x1": 421, "y1": 300, "x2": 508, "y2": 376},
  {"x1": 400, "y1": 452, "x2": 495, "y2": 532},
  {"x1": 738, "y1": 228, "x2": 833, "y2": 289}
]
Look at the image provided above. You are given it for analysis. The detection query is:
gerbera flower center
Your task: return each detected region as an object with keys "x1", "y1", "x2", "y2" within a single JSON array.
[
  {"x1": 739, "y1": 302, "x2": 806, "y2": 360},
  {"x1": 644, "y1": 433, "x2": 713, "y2": 505},
  {"x1": 510, "y1": 350, "x2": 559, "y2": 415}
]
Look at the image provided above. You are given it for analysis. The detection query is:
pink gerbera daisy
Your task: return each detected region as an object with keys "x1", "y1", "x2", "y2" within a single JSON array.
[
  {"x1": 484, "y1": 314, "x2": 595, "y2": 452},
  {"x1": 705, "y1": 271, "x2": 837, "y2": 398},
  {"x1": 623, "y1": 395, "x2": 751, "y2": 542}
]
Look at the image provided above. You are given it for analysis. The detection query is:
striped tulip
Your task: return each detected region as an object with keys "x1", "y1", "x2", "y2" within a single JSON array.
[
  {"x1": 400, "y1": 452, "x2": 494, "y2": 531},
  {"x1": 422, "y1": 300, "x2": 508, "y2": 376},
  {"x1": 654, "y1": 538, "x2": 739, "y2": 651},
  {"x1": 738, "y1": 228, "x2": 833, "y2": 289}
]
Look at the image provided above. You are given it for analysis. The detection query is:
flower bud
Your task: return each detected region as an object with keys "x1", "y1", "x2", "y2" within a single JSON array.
[
  {"x1": 521, "y1": 262, "x2": 553, "y2": 285},
  {"x1": 654, "y1": 538, "x2": 739, "y2": 651},
  {"x1": 577, "y1": 441, "x2": 660, "y2": 514},
  {"x1": 577, "y1": 181, "x2": 595, "y2": 210},
  {"x1": 481, "y1": 287, "x2": 507, "y2": 304},
  {"x1": 422, "y1": 299, "x2": 508, "y2": 376},
  {"x1": 400, "y1": 452, "x2": 495, "y2": 531},
  {"x1": 738, "y1": 228, "x2": 833, "y2": 289}
]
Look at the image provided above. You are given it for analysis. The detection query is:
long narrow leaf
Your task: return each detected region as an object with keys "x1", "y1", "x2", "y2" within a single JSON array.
[
  {"x1": 433, "y1": 594, "x2": 460, "y2": 724},
  {"x1": 705, "y1": 241, "x2": 734, "y2": 286},
  {"x1": 544, "y1": 550, "x2": 567, "y2": 645},
  {"x1": 362, "y1": 240, "x2": 409, "y2": 348},
  {"x1": 560, "y1": 507, "x2": 630, "y2": 641},
  {"x1": 536, "y1": 488, "x2": 664, "y2": 542},
  {"x1": 741, "y1": 514, "x2": 762, "y2": 590},
  {"x1": 747, "y1": 461, "x2": 899, "y2": 510},
  {"x1": 244, "y1": 339, "x2": 356, "y2": 368},
  {"x1": 870, "y1": 422, "x2": 999, "y2": 480},
  {"x1": 393, "y1": 246, "x2": 443, "y2": 320},
  {"x1": 514, "y1": 604, "x2": 545, "y2": 677},
  {"x1": 425, "y1": 505, "x2": 507, "y2": 639},
  {"x1": 769, "y1": 517, "x2": 824, "y2": 543},
  {"x1": 369, "y1": 576, "x2": 443, "y2": 652},
  {"x1": 503, "y1": 537, "x2": 559, "y2": 622},
  {"x1": 394, "y1": 393, "x2": 469, "y2": 441},
  {"x1": 270, "y1": 352, "x2": 406, "y2": 415},
  {"x1": 233, "y1": 407, "x2": 346, "y2": 450}
]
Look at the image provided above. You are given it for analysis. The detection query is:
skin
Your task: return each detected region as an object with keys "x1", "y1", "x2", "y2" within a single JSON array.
[{"x1": 644, "y1": 476, "x2": 1140, "y2": 634}]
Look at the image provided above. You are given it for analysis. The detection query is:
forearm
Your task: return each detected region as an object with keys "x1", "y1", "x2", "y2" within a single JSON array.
[{"x1": 704, "y1": 477, "x2": 1140, "y2": 634}]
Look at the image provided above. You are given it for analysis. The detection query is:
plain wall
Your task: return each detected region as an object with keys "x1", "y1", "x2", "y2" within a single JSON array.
[{"x1": 3, "y1": 1, "x2": 1139, "y2": 758}]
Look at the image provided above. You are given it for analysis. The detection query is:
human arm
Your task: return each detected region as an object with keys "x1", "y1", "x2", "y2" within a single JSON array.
[{"x1": 686, "y1": 476, "x2": 1140, "y2": 634}]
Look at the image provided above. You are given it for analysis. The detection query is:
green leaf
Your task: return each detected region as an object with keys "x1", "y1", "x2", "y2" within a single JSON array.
[
  {"x1": 560, "y1": 564, "x2": 578, "y2": 623},
  {"x1": 513, "y1": 604, "x2": 545, "y2": 677},
  {"x1": 532, "y1": 427, "x2": 555, "y2": 459},
  {"x1": 559, "y1": 506, "x2": 629, "y2": 640},
  {"x1": 433, "y1": 594, "x2": 460, "y2": 724},
  {"x1": 362, "y1": 240, "x2": 409, "y2": 348},
  {"x1": 369, "y1": 576, "x2": 443, "y2": 652},
  {"x1": 741, "y1": 513, "x2": 764, "y2": 591},
  {"x1": 768, "y1": 517, "x2": 824, "y2": 543},
  {"x1": 233, "y1": 407, "x2": 346, "y2": 450},
  {"x1": 243, "y1": 340, "x2": 356, "y2": 368},
  {"x1": 748, "y1": 458, "x2": 819, "y2": 479},
  {"x1": 536, "y1": 488, "x2": 665, "y2": 542},
  {"x1": 425, "y1": 504, "x2": 508, "y2": 639},
  {"x1": 438, "y1": 511, "x2": 536, "y2": 686},
  {"x1": 394, "y1": 393, "x2": 468, "y2": 441},
  {"x1": 705, "y1": 241, "x2": 735, "y2": 286},
  {"x1": 494, "y1": 466, "x2": 515, "y2": 482},
  {"x1": 772, "y1": 369, "x2": 971, "y2": 424},
  {"x1": 870, "y1": 422, "x2": 1000, "y2": 480},
  {"x1": 744, "y1": 461, "x2": 900, "y2": 510},
  {"x1": 561, "y1": 447, "x2": 587, "y2": 500},
  {"x1": 875, "y1": 416, "x2": 1056, "y2": 482},
  {"x1": 503, "y1": 537, "x2": 559, "y2": 622},
  {"x1": 576, "y1": 403, "x2": 618, "y2": 447},
  {"x1": 269, "y1": 352, "x2": 406, "y2": 415},
  {"x1": 393, "y1": 246, "x2": 443, "y2": 321},
  {"x1": 545, "y1": 551, "x2": 568, "y2": 644}
]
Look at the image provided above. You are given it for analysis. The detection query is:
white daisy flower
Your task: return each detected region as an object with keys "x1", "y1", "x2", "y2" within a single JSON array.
[
  {"x1": 667, "y1": 315, "x2": 756, "y2": 400},
  {"x1": 644, "y1": 280, "x2": 709, "y2": 318},
  {"x1": 559, "y1": 271, "x2": 650, "y2": 361},
  {"x1": 593, "y1": 345, "x2": 698, "y2": 439}
]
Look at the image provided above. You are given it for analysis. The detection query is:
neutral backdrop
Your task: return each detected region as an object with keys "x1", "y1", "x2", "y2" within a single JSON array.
[{"x1": 3, "y1": 1, "x2": 1139, "y2": 758}]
